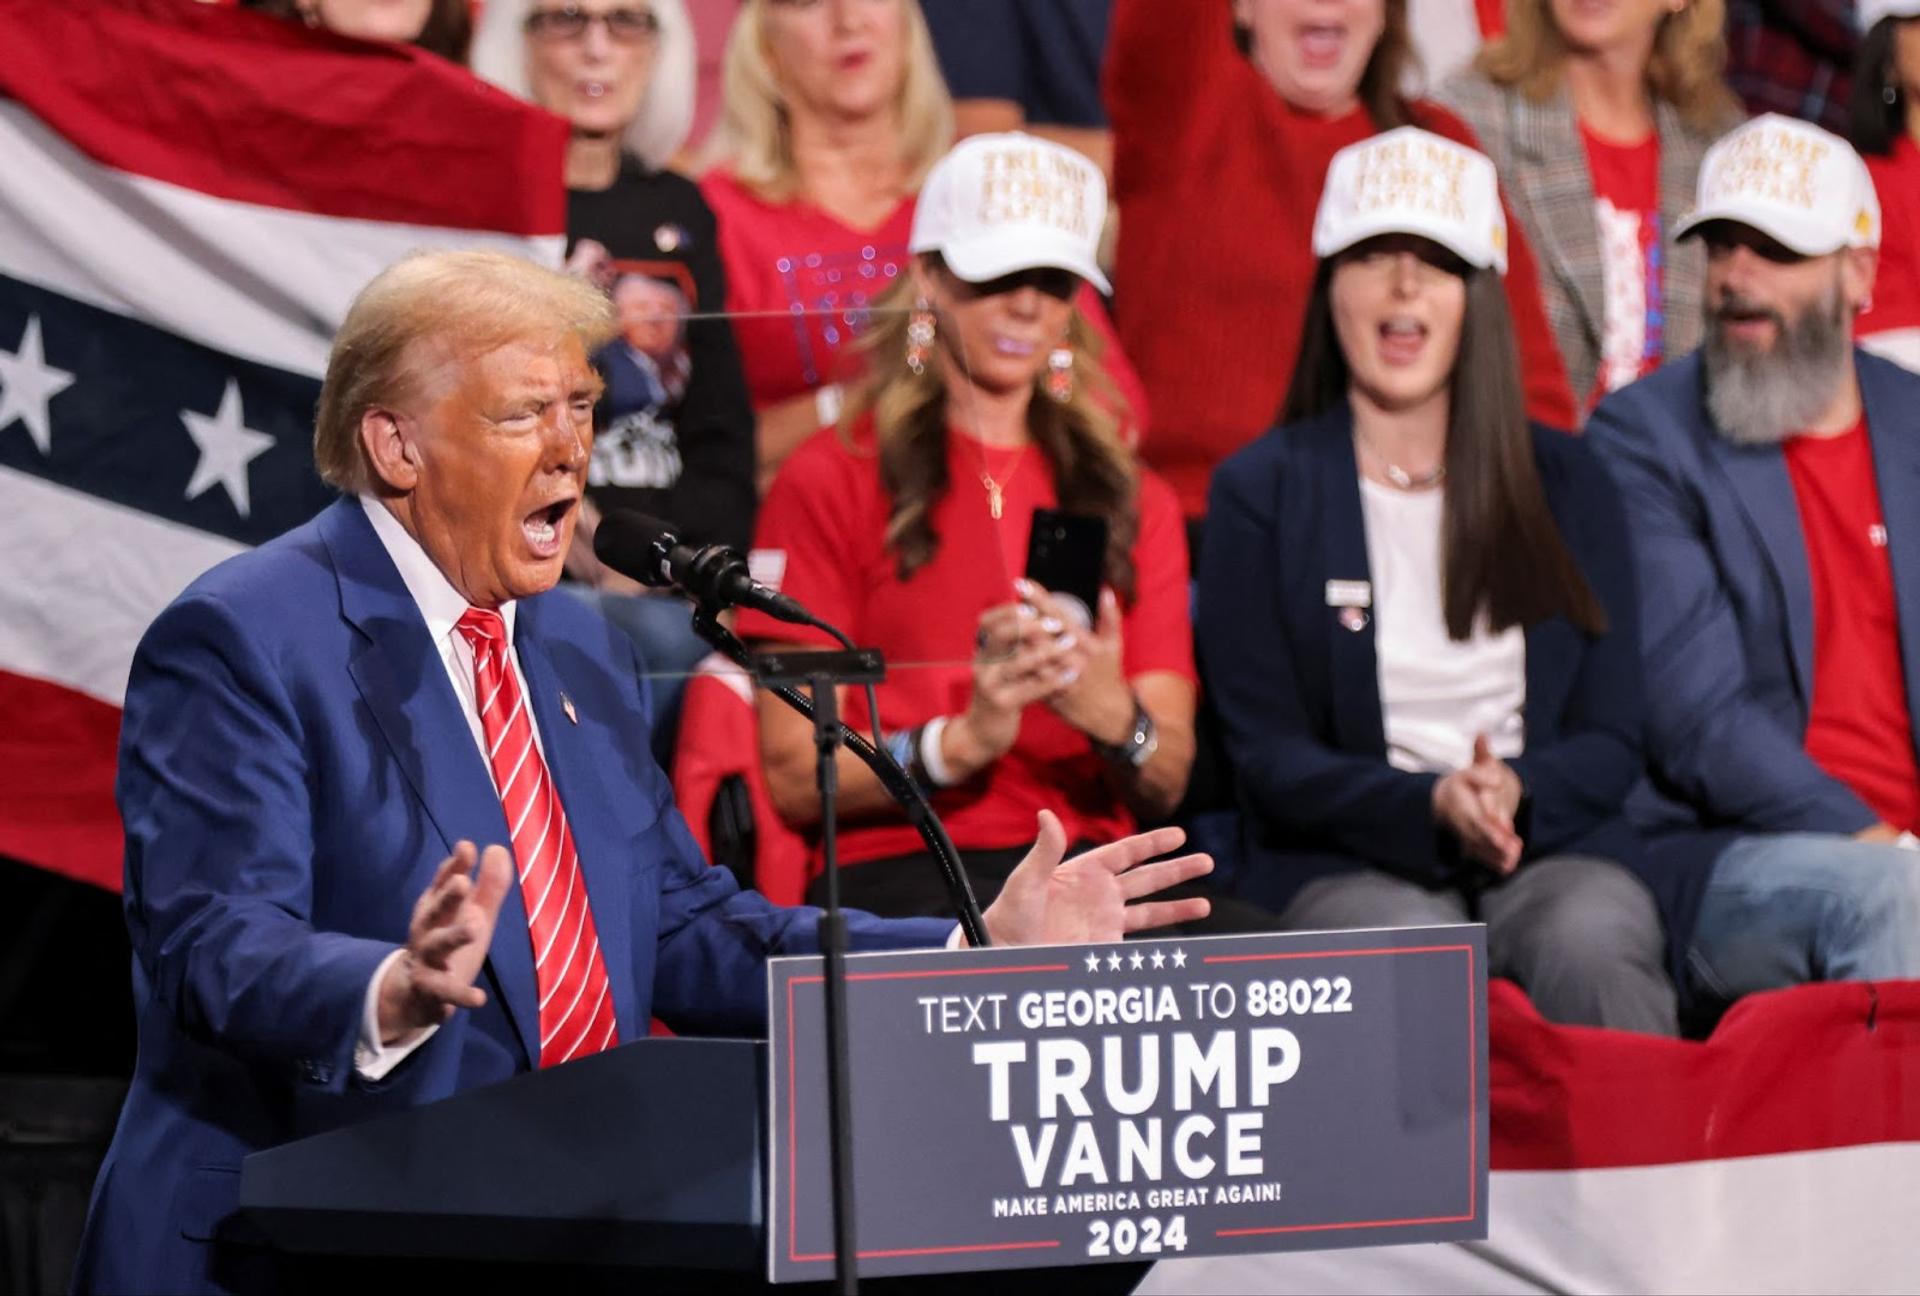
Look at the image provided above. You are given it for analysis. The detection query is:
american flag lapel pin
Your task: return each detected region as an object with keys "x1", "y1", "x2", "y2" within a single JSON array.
[{"x1": 561, "y1": 691, "x2": 578, "y2": 725}]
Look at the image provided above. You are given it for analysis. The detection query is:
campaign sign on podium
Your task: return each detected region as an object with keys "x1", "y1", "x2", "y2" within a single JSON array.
[{"x1": 767, "y1": 924, "x2": 1487, "y2": 1281}]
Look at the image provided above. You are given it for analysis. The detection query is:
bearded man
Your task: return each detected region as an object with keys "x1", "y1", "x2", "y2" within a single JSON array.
[{"x1": 1587, "y1": 114, "x2": 1920, "y2": 1024}]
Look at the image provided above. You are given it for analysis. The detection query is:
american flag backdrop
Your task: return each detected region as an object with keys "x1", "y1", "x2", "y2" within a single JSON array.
[{"x1": 0, "y1": 0, "x2": 567, "y2": 890}]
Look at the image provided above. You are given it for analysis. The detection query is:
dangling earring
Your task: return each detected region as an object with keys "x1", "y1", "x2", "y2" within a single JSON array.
[
  {"x1": 1045, "y1": 346, "x2": 1074, "y2": 403},
  {"x1": 905, "y1": 299, "x2": 935, "y2": 376}
]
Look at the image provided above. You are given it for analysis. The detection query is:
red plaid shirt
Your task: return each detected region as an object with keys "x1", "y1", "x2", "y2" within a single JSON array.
[{"x1": 1725, "y1": 0, "x2": 1859, "y2": 134}]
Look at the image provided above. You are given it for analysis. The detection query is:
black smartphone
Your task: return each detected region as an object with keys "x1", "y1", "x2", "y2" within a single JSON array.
[{"x1": 1024, "y1": 508, "x2": 1108, "y2": 630}]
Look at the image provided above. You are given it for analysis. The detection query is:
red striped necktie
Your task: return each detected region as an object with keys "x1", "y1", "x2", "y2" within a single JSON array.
[{"x1": 456, "y1": 607, "x2": 617, "y2": 1068}]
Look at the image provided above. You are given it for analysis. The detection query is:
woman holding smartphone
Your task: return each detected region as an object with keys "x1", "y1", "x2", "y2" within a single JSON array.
[
  {"x1": 1197, "y1": 129, "x2": 1676, "y2": 1032},
  {"x1": 734, "y1": 133, "x2": 1198, "y2": 919}
]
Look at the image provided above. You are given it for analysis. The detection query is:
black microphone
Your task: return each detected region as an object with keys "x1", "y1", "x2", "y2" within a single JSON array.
[{"x1": 593, "y1": 509, "x2": 812, "y2": 627}]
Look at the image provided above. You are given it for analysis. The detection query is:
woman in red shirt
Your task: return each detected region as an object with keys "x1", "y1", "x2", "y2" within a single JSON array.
[
  {"x1": 735, "y1": 134, "x2": 1201, "y2": 919},
  {"x1": 1106, "y1": 0, "x2": 1578, "y2": 523},
  {"x1": 1439, "y1": 0, "x2": 1741, "y2": 411},
  {"x1": 1849, "y1": 2, "x2": 1920, "y2": 371},
  {"x1": 701, "y1": 0, "x2": 1146, "y2": 490}
]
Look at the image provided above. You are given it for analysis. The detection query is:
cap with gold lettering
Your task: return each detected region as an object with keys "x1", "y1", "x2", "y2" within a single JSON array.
[
  {"x1": 909, "y1": 132, "x2": 1110, "y2": 294},
  {"x1": 1311, "y1": 127, "x2": 1508, "y2": 275},
  {"x1": 1673, "y1": 114, "x2": 1881, "y2": 256}
]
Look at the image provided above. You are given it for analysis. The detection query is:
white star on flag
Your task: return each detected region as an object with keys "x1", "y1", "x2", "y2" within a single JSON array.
[
  {"x1": 1150, "y1": 949, "x2": 1166, "y2": 969},
  {"x1": 1129, "y1": 950, "x2": 1145, "y2": 970},
  {"x1": 0, "y1": 315, "x2": 76, "y2": 455},
  {"x1": 180, "y1": 379, "x2": 275, "y2": 518},
  {"x1": 1106, "y1": 951, "x2": 1123, "y2": 971},
  {"x1": 1170, "y1": 948, "x2": 1187, "y2": 968},
  {"x1": 1084, "y1": 951, "x2": 1101, "y2": 973}
]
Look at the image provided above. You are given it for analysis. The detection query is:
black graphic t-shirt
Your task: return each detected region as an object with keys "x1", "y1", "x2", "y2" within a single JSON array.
[{"x1": 568, "y1": 159, "x2": 755, "y2": 551}]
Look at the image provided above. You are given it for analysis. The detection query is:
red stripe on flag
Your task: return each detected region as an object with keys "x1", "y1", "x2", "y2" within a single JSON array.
[
  {"x1": 1490, "y1": 977, "x2": 1920, "y2": 1170},
  {"x1": 0, "y1": 671, "x2": 122, "y2": 892},
  {"x1": 0, "y1": 0, "x2": 566, "y2": 237}
]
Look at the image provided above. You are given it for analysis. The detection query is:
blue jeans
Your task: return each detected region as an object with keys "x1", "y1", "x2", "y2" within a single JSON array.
[{"x1": 1689, "y1": 833, "x2": 1920, "y2": 1003}]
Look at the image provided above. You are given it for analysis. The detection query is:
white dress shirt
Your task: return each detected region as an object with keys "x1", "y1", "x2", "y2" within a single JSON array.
[{"x1": 1359, "y1": 479, "x2": 1527, "y2": 774}]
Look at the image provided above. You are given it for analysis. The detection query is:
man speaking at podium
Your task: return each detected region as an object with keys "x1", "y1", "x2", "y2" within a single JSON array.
[{"x1": 72, "y1": 250, "x2": 1213, "y2": 1296}]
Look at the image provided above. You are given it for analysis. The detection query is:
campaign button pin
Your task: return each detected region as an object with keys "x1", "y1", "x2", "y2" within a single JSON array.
[
  {"x1": 1325, "y1": 579, "x2": 1372, "y2": 608},
  {"x1": 1339, "y1": 607, "x2": 1369, "y2": 633}
]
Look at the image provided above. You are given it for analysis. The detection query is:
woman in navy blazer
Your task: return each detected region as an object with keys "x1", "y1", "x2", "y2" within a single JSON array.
[{"x1": 1197, "y1": 128, "x2": 1677, "y2": 1033}]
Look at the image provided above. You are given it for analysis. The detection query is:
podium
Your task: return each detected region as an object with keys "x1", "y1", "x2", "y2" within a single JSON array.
[{"x1": 240, "y1": 1038, "x2": 768, "y2": 1272}]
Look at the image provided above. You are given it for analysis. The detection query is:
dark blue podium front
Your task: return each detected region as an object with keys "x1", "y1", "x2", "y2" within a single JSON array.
[{"x1": 239, "y1": 1038, "x2": 767, "y2": 1271}]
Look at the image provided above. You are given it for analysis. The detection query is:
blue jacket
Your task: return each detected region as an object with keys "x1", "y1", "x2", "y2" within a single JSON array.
[
  {"x1": 1584, "y1": 350, "x2": 1920, "y2": 959},
  {"x1": 73, "y1": 499, "x2": 949, "y2": 1295},
  {"x1": 1196, "y1": 405, "x2": 1648, "y2": 920}
]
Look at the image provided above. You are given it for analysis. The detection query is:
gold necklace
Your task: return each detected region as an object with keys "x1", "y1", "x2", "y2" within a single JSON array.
[{"x1": 978, "y1": 444, "x2": 1029, "y2": 520}]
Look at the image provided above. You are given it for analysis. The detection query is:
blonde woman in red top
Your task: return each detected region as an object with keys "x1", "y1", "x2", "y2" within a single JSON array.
[
  {"x1": 701, "y1": 0, "x2": 1146, "y2": 491},
  {"x1": 1106, "y1": 0, "x2": 1578, "y2": 525},
  {"x1": 1439, "y1": 0, "x2": 1742, "y2": 411},
  {"x1": 734, "y1": 134, "x2": 1211, "y2": 921}
]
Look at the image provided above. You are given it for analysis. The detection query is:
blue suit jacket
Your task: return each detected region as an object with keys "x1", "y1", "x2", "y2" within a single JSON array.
[
  {"x1": 1584, "y1": 350, "x2": 1920, "y2": 959},
  {"x1": 73, "y1": 499, "x2": 949, "y2": 1295},
  {"x1": 1196, "y1": 406, "x2": 1649, "y2": 921}
]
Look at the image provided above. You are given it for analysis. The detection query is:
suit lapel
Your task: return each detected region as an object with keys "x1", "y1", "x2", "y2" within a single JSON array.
[
  {"x1": 1705, "y1": 433, "x2": 1817, "y2": 705},
  {"x1": 323, "y1": 500, "x2": 541, "y2": 1067},
  {"x1": 1314, "y1": 411, "x2": 1387, "y2": 755},
  {"x1": 513, "y1": 600, "x2": 638, "y2": 1046},
  {"x1": 1512, "y1": 90, "x2": 1606, "y2": 370},
  {"x1": 1861, "y1": 356, "x2": 1920, "y2": 767}
]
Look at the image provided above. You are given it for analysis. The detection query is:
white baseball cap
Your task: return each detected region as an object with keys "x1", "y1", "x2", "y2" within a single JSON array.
[
  {"x1": 1673, "y1": 114, "x2": 1881, "y2": 255},
  {"x1": 1858, "y1": 0, "x2": 1920, "y2": 31},
  {"x1": 1311, "y1": 127, "x2": 1509, "y2": 275},
  {"x1": 910, "y1": 132, "x2": 1111, "y2": 294}
]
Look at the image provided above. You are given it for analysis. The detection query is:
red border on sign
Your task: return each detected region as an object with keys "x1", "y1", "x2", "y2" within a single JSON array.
[{"x1": 1198, "y1": 944, "x2": 1480, "y2": 1237}]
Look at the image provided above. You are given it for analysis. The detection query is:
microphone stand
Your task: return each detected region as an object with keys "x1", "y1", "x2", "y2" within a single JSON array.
[
  {"x1": 688, "y1": 608, "x2": 990, "y2": 947},
  {"x1": 687, "y1": 606, "x2": 990, "y2": 1295}
]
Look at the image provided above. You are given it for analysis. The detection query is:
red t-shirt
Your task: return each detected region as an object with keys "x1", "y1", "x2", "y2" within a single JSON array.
[
  {"x1": 1582, "y1": 125, "x2": 1665, "y2": 403},
  {"x1": 699, "y1": 169, "x2": 1151, "y2": 430},
  {"x1": 1104, "y1": 0, "x2": 1576, "y2": 516},
  {"x1": 1783, "y1": 418, "x2": 1920, "y2": 832},
  {"x1": 736, "y1": 415, "x2": 1195, "y2": 865},
  {"x1": 1862, "y1": 136, "x2": 1920, "y2": 338}
]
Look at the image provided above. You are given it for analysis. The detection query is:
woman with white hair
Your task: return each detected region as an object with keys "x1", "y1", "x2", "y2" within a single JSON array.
[
  {"x1": 472, "y1": 0, "x2": 756, "y2": 758},
  {"x1": 701, "y1": 0, "x2": 1147, "y2": 489}
]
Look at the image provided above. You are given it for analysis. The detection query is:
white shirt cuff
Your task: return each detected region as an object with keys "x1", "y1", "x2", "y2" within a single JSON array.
[
  {"x1": 946, "y1": 923, "x2": 968, "y2": 950},
  {"x1": 355, "y1": 948, "x2": 439, "y2": 1081}
]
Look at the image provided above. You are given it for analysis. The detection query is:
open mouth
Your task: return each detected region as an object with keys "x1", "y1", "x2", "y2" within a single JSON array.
[
  {"x1": 579, "y1": 79, "x2": 608, "y2": 100},
  {"x1": 1297, "y1": 24, "x2": 1346, "y2": 70},
  {"x1": 1378, "y1": 317, "x2": 1429, "y2": 365},
  {"x1": 523, "y1": 498, "x2": 576, "y2": 558}
]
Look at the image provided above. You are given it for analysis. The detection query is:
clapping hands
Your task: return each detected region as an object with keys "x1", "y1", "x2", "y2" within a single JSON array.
[{"x1": 1432, "y1": 735, "x2": 1524, "y2": 876}]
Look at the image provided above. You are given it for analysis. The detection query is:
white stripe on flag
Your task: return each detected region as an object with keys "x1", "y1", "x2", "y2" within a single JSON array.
[
  {"x1": 0, "y1": 101, "x2": 563, "y2": 379},
  {"x1": 0, "y1": 466, "x2": 245, "y2": 705},
  {"x1": 1139, "y1": 1142, "x2": 1920, "y2": 1294}
]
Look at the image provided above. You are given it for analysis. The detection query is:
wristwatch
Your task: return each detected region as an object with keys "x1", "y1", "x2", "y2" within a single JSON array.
[{"x1": 1096, "y1": 698, "x2": 1159, "y2": 770}]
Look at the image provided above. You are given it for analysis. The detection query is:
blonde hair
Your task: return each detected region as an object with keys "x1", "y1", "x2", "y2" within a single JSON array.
[
  {"x1": 468, "y1": 0, "x2": 698, "y2": 170},
  {"x1": 706, "y1": 0, "x2": 955, "y2": 200},
  {"x1": 314, "y1": 250, "x2": 616, "y2": 493},
  {"x1": 1475, "y1": 0, "x2": 1738, "y2": 132},
  {"x1": 844, "y1": 267, "x2": 1141, "y2": 597}
]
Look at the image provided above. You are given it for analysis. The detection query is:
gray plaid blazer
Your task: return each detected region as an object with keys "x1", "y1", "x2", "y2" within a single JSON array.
[{"x1": 1436, "y1": 73, "x2": 1738, "y2": 409}]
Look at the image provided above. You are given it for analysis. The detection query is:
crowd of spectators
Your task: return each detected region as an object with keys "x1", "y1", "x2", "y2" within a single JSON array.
[{"x1": 221, "y1": 0, "x2": 1920, "y2": 1037}]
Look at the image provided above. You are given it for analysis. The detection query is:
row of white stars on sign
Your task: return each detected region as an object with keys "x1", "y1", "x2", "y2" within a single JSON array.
[
  {"x1": 1085, "y1": 947, "x2": 1187, "y2": 973},
  {"x1": 0, "y1": 313, "x2": 278, "y2": 518}
]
